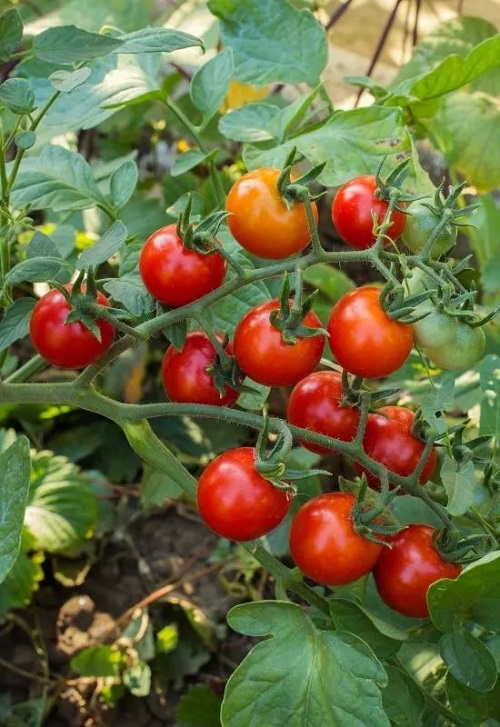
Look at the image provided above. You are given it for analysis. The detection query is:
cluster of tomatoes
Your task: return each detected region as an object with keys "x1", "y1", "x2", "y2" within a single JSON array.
[{"x1": 28, "y1": 167, "x2": 466, "y2": 618}]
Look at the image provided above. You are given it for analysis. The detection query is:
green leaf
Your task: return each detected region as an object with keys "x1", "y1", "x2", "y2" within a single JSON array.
[
  {"x1": 0, "y1": 78, "x2": 34, "y2": 114},
  {"x1": 479, "y1": 355, "x2": 500, "y2": 436},
  {"x1": 439, "y1": 456, "x2": 476, "y2": 517},
  {"x1": 176, "y1": 684, "x2": 222, "y2": 727},
  {"x1": 390, "y1": 495, "x2": 443, "y2": 529},
  {"x1": 0, "y1": 298, "x2": 36, "y2": 352},
  {"x1": 243, "y1": 106, "x2": 410, "y2": 187},
  {"x1": 10, "y1": 145, "x2": 106, "y2": 211},
  {"x1": 104, "y1": 274, "x2": 154, "y2": 317},
  {"x1": 33, "y1": 25, "x2": 123, "y2": 65},
  {"x1": 71, "y1": 646, "x2": 124, "y2": 677},
  {"x1": 381, "y1": 665, "x2": 424, "y2": 727},
  {"x1": 27, "y1": 231, "x2": 62, "y2": 259},
  {"x1": 219, "y1": 103, "x2": 280, "y2": 142},
  {"x1": 25, "y1": 451, "x2": 98, "y2": 553},
  {"x1": 440, "y1": 625, "x2": 497, "y2": 693},
  {"x1": 6, "y1": 256, "x2": 71, "y2": 285},
  {"x1": 49, "y1": 67, "x2": 92, "y2": 93},
  {"x1": 14, "y1": 131, "x2": 36, "y2": 150},
  {"x1": 116, "y1": 27, "x2": 204, "y2": 54},
  {"x1": 208, "y1": 0, "x2": 327, "y2": 87},
  {"x1": 236, "y1": 380, "x2": 270, "y2": 411},
  {"x1": 140, "y1": 466, "x2": 183, "y2": 509},
  {"x1": 191, "y1": 48, "x2": 234, "y2": 122},
  {"x1": 0, "y1": 8, "x2": 23, "y2": 61},
  {"x1": 123, "y1": 661, "x2": 151, "y2": 697},
  {"x1": 223, "y1": 601, "x2": 389, "y2": 727},
  {"x1": 171, "y1": 150, "x2": 209, "y2": 177},
  {"x1": 0, "y1": 437, "x2": 31, "y2": 583},
  {"x1": 330, "y1": 599, "x2": 407, "y2": 659},
  {"x1": 303, "y1": 263, "x2": 354, "y2": 302},
  {"x1": 110, "y1": 159, "x2": 138, "y2": 209},
  {"x1": 428, "y1": 552, "x2": 500, "y2": 632},
  {"x1": 0, "y1": 533, "x2": 44, "y2": 616},
  {"x1": 78, "y1": 220, "x2": 128, "y2": 268},
  {"x1": 446, "y1": 672, "x2": 500, "y2": 725},
  {"x1": 433, "y1": 92, "x2": 500, "y2": 193}
]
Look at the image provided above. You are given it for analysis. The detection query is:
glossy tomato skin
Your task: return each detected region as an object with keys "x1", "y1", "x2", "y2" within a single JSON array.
[
  {"x1": 287, "y1": 371, "x2": 360, "y2": 455},
  {"x1": 161, "y1": 331, "x2": 238, "y2": 407},
  {"x1": 289, "y1": 492, "x2": 383, "y2": 586},
  {"x1": 226, "y1": 168, "x2": 318, "y2": 259},
  {"x1": 374, "y1": 524, "x2": 462, "y2": 618},
  {"x1": 354, "y1": 406, "x2": 436, "y2": 489},
  {"x1": 139, "y1": 224, "x2": 226, "y2": 306},
  {"x1": 29, "y1": 287, "x2": 115, "y2": 369},
  {"x1": 197, "y1": 447, "x2": 291, "y2": 541},
  {"x1": 331, "y1": 175, "x2": 406, "y2": 250},
  {"x1": 233, "y1": 299, "x2": 324, "y2": 387},
  {"x1": 327, "y1": 287, "x2": 413, "y2": 378}
]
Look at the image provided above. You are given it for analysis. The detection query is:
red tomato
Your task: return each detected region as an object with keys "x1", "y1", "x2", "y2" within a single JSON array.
[
  {"x1": 162, "y1": 331, "x2": 238, "y2": 407},
  {"x1": 226, "y1": 168, "x2": 318, "y2": 259},
  {"x1": 139, "y1": 224, "x2": 226, "y2": 306},
  {"x1": 29, "y1": 286, "x2": 115, "y2": 369},
  {"x1": 331, "y1": 175, "x2": 406, "y2": 250},
  {"x1": 287, "y1": 371, "x2": 360, "y2": 454},
  {"x1": 354, "y1": 406, "x2": 437, "y2": 490},
  {"x1": 374, "y1": 524, "x2": 462, "y2": 618},
  {"x1": 197, "y1": 447, "x2": 291, "y2": 541},
  {"x1": 327, "y1": 286, "x2": 413, "y2": 378},
  {"x1": 233, "y1": 299, "x2": 324, "y2": 387},
  {"x1": 289, "y1": 492, "x2": 383, "y2": 586}
]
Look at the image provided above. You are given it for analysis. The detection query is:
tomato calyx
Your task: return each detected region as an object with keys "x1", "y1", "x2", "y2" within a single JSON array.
[
  {"x1": 270, "y1": 271, "x2": 326, "y2": 345},
  {"x1": 176, "y1": 194, "x2": 229, "y2": 255},
  {"x1": 276, "y1": 147, "x2": 326, "y2": 209},
  {"x1": 49, "y1": 272, "x2": 117, "y2": 343},
  {"x1": 432, "y1": 527, "x2": 492, "y2": 565},
  {"x1": 379, "y1": 279, "x2": 438, "y2": 324},
  {"x1": 346, "y1": 476, "x2": 402, "y2": 544}
]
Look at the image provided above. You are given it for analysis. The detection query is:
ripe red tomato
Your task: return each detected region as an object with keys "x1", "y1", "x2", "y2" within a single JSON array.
[
  {"x1": 197, "y1": 447, "x2": 291, "y2": 541},
  {"x1": 226, "y1": 168, "x2": 318, "y2": 259},
  {"x1": 162, "y1": 331, "x2": 238, "y2": 407},
  {"x1": 287, "y1": 371, "x2": 360, "y2": 454},
  {"x1": 139, "y1": 224, "x2": 226, "y2": 306},
  {"x1": 327, "y1": 286, "x2": 413, "y2": 378},
  {"x1": 29, "y1": 286, "x2": 115, "y2": 369},
  {"x1": 233, "y1": 299, "x2": 324, "y2": 387},
  {"x1": 354, "y1": 406, "x2": 436, "y2": 489},
  {"x1": 374, "y1": 524, "x2": 462, "y2": 618},
  {"x1": 331, "y1": 175, "x2": 406, "y2": 249},
  {"x1": 289, "y1": 492, "x2": 383, "y2": 586}
]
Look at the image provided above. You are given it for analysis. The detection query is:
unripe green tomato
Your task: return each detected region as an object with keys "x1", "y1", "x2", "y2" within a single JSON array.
[
  {"x1": 423, "y1": 323, "x2": 485, "y2": 370},
  {"x1": 402, "y1": 200, "x2": 457, "y2": 258},
  {"x1": 412, "y1": 301, "x2": 458, "y2": 349}
]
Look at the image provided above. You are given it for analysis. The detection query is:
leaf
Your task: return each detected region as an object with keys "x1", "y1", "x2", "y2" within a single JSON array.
[
  {"x1": 428, "y1": 552, "x2": 500, "y2": 633},
  {"x1": 140, "y1": 466, "x2": 183, "y2": 509},
  {"x1": 303, "y1": 263, "x2": 354, "y2": 302},
  {"x1": 6, "y1": 256, "x2": 71, "y2": 285},
  {"x1": 439, "y1": 456, "x2": 476, "y2": 517},
  {"x1": 0, "y1": 298, "x2": 36, "y2": 352},
  {"x1": 49, "y1": 67, "x2": 92, "y2": 93},
  {"x1": 123, "y1": 661, "x2": 151, "y2": 697},
  {"x1": 27, "y1": 230, "x2": 62, "y2": 259},
  {"x1": 219, "y1": 103, "x2": 280, "y2": 142},
  {"x1": 116, "y1": 27, "x2": 204, "y2": 55},
  {"x1": 176, "y1": 684, "x2": 222, "y2": 727},
  {"x1": 381, "y1": 665, "x2": 424, "y2": 727},
  {"x1": 223, "y1": 601, "x2": 389, "y2": 727},
  {"x1": 25, "y1": 450, "x2": 98, "y2": 553},
  {"x1": 0, "y1": 8, "x2": 23, "y2": 61},
  {"x1": 33, "y1": 25, "x2": 123, "y2": 65},
  {"x1": 110, "y1": 159, "x2": 138, "y2": 209},
  {"x1": 479, "y1": 355, "x2": 500, "y2": 436},
  {"x1": 243, "y1": 106, "x2": 410, "y2": 187},
  {"x1": 208, "y1": 0, "x2": 327, "y2": 87},
  {"x1": 191, "y1": 48, "x2": 234, "y2": 121},
  {"x1": 446, "y1": 672, "x2": 500, "y2": 725},
  {"x1": 9, "y1": 145, "x2": 106, "y2": 211},
  {"x1": 0, "y1": 535, "x2": 44, "y2": 617},
  {"x1": 440, "y1": 625, "x2": 497, "y2": 693},
  {"x1": 0, "y1": 438, "x2": 31, "y2": 583},
  {"x1": 171, "y1": 150, "x2": 209, "y2": 177},
  {"x1": 71, "y1": 646, "x2": 124, "y2": 677},
  {"x1": 78, "y1": 220, "x2": 128, "y2": 268},
  {"x1": 104, "y1": 274, "x2": 154, "y2": 318},
  {"x1": 0, "y1": 78, "x2": 34, "y2": 114},
  {"x1": 329, "y1": 599, "x2": 407, "y2": 659},
  {"x1": 433, "y1": 92, "x2": 500, "y2": 193},
  {"x1": 236, "y1": 380, "x2": 270, "y2": 411}
]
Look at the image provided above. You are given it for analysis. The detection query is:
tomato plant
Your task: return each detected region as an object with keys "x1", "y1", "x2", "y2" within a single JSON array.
[
  {"x1": 139, "y1": 224, "x2": 226, "y2": 306},
  {"x1": 327, "y1": 287, "x2": 414, "y2": 378},
  {"x1": 354, "y1": 406, "x2": 437, "y2": 489},
  {"x1": 29, "y1": 287, "x2": 115, "y2": 369},
  {"x1": 161, "y1": 331, "x2": 238, "y2": 406},
  {"x1": 286, "y1": 371, "x2": 360, "y2": 454},
  {"x1": 374, "y1": 524, "x2": 462, "y2": 618},
  {"x1": 233, "y1": 299, "x2": 324, "y2": 386},
  {"x1": 289, "y1": 492, "x2": 383, "y2": 585},
  {"x1": 197, "y1": 447, "x2": 291, "y2": 541},
  {"x1": 226, "y1": 168, "x2": 318, "y2": 259},
  {"x1": 402, "y1": 199, "x2": 457, "y2": 258},
  {"x1": 331, "y1": 175, "x2": 406, "y2": 249}
]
